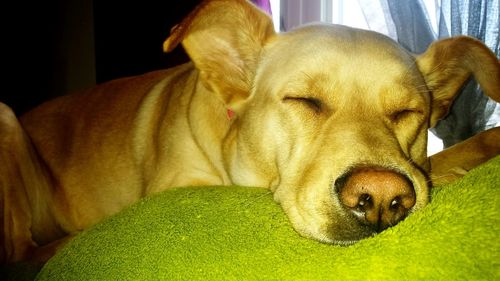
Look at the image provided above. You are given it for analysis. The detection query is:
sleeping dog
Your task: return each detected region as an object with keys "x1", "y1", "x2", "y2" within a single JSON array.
[{"x1": 1, "y1": 0, "x2": 499, "y2": 263}]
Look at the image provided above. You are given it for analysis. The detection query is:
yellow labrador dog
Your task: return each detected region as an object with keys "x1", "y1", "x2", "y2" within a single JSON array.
[{"x1": 1, "y1": 0, "x2": 499, "y2": 263}]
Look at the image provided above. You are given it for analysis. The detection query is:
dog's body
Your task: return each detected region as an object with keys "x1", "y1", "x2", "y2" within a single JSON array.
[{"x1": 1, "y1": 0, "x2": 499, "y2": 263}]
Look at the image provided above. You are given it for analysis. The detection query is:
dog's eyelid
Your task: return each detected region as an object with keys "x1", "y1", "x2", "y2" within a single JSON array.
[
  {"x1": 283, "y1": 96, "x2": 323, "y2": 113},
  {"x1": 389, "y1": 108, "x2": 423, "y2": 122}
]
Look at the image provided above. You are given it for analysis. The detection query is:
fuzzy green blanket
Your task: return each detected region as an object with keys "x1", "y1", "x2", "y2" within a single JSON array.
[{"x1": 35, "y1": 156, "x2": 499, "y2": 280}]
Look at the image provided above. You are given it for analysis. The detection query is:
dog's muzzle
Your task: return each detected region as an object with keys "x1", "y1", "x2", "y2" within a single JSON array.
[{"x1": 334, "y1": 166, "x2": 416, "y2": 232}]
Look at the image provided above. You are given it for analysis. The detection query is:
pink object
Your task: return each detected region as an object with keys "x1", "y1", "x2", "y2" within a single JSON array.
[
  {"x1": 227, "y1": 109, "x2": 235, "y2": 119},
  {"x1": 251, "y1": 0, "x2": 272, "y2": 15}
]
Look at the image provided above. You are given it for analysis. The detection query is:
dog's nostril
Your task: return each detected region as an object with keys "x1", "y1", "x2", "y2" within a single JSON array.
[
  {"x1": 390, "y1": 196, "x2": 404, "y2": 210},
  {"x1": 357, "y1": 194, "x2": 372, "y2": 211},
  {"x1": 337, "y1": 167, "x2": 416, "y2": 232}
]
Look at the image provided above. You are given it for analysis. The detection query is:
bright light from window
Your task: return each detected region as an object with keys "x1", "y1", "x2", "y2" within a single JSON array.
[
  {"x1": 331, "y1": 0, "x2": 369, "y2": 30},
  {"x1": 427, "y1": 131, "x2": 444, "y2": 156},
  {"x1": 270, "y1": 0, "x2": 280, "y2": 31}
]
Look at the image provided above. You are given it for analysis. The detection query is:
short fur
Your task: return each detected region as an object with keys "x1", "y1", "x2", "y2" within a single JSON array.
[{"x1": 1, "y1": 0, "x2": 499, "y2": 263}]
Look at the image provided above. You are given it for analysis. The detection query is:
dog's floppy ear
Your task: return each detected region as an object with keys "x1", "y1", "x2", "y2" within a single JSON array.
[
  {"x1": 163, "y1": 0, "x2": 275, "y2": 109},
  {"x1": 416, "y1": 36, "x2": 500, "y2": 128}
]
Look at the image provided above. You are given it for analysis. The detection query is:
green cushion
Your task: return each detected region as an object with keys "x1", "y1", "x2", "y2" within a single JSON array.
[{"x1": 37, "y1": 156, "x2": 500, "y2": 280}]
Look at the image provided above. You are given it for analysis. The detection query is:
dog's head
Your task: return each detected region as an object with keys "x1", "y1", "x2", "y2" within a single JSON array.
[{"x1": 164, "y1": 0, "x2": 500, "y2": 243}]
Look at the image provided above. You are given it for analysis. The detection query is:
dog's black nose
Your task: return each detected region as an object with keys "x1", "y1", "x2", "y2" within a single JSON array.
[{"x1": 336, "y1": 167, "x2": 416, "y2": 232}]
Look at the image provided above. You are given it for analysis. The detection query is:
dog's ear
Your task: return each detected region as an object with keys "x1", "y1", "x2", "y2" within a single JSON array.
[
  {"x1": 416, "y1": 36, "x2": 500, "y2": 128},
  {"x1": 163, "y1": 0, "x2": 275, "y2": 109}
]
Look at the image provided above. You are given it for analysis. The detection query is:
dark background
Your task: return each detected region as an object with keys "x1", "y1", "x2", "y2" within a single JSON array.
[{"x1": 3, "y1": 0, "x2": 201, "y2": 115}]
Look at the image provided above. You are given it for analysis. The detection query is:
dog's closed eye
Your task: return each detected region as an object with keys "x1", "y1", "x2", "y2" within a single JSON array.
[
  {"x1": 389, "y1": 109, "x2": 423, "y2": 124},
  {"x1": 283, "y1": 96, "x2": 323, "y2": 113}
]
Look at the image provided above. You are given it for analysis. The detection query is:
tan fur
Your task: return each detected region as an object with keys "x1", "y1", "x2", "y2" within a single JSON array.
[{"x1": 1, "y1": 0, "x2": 499, "y2": 263}]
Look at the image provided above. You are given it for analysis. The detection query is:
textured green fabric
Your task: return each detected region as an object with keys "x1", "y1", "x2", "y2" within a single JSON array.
[{"x1": 37, "y1": 157, "x2": 500, "y2": 280}]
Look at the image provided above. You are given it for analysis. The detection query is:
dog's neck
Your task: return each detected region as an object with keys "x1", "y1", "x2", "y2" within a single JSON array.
[{"x1": 181, "y1": 74, "x2": 235, "y2": 185}]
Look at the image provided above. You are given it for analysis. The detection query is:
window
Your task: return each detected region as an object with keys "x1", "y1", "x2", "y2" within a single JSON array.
[{"x1": 271, "y1": 0, "x2": 438, "y2": 35}]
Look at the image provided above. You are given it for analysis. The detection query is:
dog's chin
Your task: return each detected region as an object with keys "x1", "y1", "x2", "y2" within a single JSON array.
[
  {"x1": 299, "y1": 228, "x2": 377, "y2": 246},
  {"x1": 323, "y1": 225, "x2": 377, "y2": 246},
  {"x1": 328, "y1": 232, "x2": 377, "y2": 246},
  {"x1": 291, "y1": 214, "x2": 377, "y2": 246}
]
